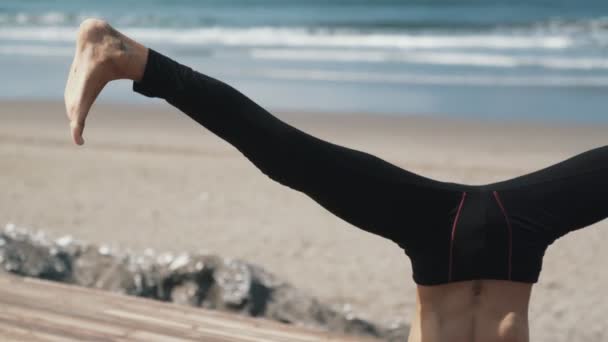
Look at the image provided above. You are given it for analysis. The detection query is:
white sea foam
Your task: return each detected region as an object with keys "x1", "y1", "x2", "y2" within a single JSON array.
[
  {"x1": 0, "y1": 27, "x2": 76, "y2": 42},
  {"x1": 0, "y1": 11, "x2": 103, "y2": 26},
  {"x1": 0, "y1": 26, "x2": 573, "y2": 50},
  {"x1": 251, "y1": 49, "x2": 608, "y2": 70},
  {"x1": 246, "y1": 68, "x2": 608, "y2": 87},
  {"x1": 0, "y1": 44, "x2": 72, "y2": 57},
  {"x1": 0, "y1": 25, "x2": 603, "y2": 74},
  {"x1": 32, "y1": 12, "x2": 69, "y2": 25}
]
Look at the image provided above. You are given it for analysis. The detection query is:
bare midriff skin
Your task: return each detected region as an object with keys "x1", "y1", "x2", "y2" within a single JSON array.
[
  {"x1": 64, "y1": 19, "x2": 535, "y2": 342},
  {"x1": 409, "y1": 280, "x2": 532, "y2": 342}
]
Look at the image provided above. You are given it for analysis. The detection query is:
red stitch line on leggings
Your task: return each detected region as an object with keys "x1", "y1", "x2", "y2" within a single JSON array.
[
  {"x1": 448, "y1": 191, "x2": 467, "y2": 282},
  {"x1": 493, "y1": 191, "x2": 513, "y2": 280}
]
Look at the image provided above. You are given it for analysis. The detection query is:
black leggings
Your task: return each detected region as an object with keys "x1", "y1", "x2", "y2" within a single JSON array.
[{"x1": 133, "y1": 49, "x2": 608, "y2": 285}]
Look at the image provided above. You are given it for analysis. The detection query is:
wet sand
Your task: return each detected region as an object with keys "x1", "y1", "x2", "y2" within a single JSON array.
[{"x1": 1, "y1": 100, "x2": 607, "y2": 341}]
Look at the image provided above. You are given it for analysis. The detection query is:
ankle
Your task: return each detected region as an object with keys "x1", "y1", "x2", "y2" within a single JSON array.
[{"x1": 122, "y1": 42, "x2": 149, "y2": 82}]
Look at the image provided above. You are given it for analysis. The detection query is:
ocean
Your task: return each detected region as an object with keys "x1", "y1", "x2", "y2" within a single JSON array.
[{"x1": 1, "y1": 0, "x2": 607, "y2": 122}]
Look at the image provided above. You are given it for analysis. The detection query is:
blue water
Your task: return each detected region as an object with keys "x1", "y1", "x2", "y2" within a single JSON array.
[{"x1": 1, "y1": 0, "x2": 607, "y2": 122}]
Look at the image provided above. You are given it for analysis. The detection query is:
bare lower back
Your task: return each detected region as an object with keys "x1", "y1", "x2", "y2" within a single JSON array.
[{"x1": 408, "y1": 279, "x2": 533, "y2": 342}]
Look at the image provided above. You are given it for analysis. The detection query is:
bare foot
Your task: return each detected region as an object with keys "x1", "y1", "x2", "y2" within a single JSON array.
[{"x1": 64, "y1": 18, "x2": 147, "y2": 145}]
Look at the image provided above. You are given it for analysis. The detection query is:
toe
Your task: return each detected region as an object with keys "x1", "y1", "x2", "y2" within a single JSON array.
[{"x1": 70, "y1": 120, "x2": 85, "y2": 146}]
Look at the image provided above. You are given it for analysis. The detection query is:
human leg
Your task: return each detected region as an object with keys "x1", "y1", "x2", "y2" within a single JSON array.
[{"x1": 64, "y1": 19, "x2": 463, "y2": 245}]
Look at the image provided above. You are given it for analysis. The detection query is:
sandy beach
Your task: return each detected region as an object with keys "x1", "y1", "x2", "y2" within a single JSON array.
[{"x1": 1, "y1": 100, "x2": 607, "y2": 341}]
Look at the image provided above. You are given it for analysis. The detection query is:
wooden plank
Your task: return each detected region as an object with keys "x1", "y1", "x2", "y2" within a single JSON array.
[
  {"x1": 0, "y1": 320, "x2": 79, "y2": 342},
  {"x1": 0, "y1": 275, "x2": 377, "y2": 342}
]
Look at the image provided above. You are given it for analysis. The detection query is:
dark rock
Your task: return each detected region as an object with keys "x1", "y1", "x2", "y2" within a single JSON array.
[
  {"x1": 129, "y1": 249, "x2": 161, "y2": 297},
  {"x1": 206, "y1": 259, "x2": 252, "y2": 310},
  {"x1": 0, "y1": 224, "x2": 410, "y2": 341},
  {"x1": 383, "y1": 323, "x2": 411, "y2": 342},
  {"x1": 203, "y1": 259, "x2": 274, "y2": 317},
  {"x1": 170, "y1": 280, "x2": 201, "y2": 306},
  {"x1": 0, "y1": 226, "x2": 69, "y2": 280},
  {"x1": 157, "y1": 253, "x2": 219, "y2": 301},
  {"x1": 71, "y1": 245, "x2": 136, "y2": 294},
  {"x1": 265, "y1": 284, "x2": 335, "y2": 328}
]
